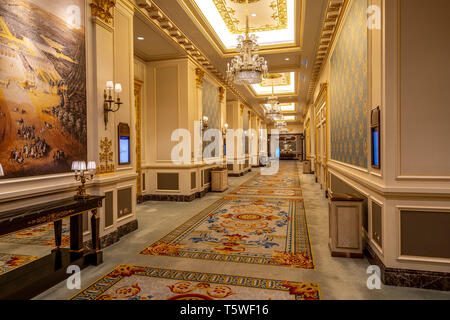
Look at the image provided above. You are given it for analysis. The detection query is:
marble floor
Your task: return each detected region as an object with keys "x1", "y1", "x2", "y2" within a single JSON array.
[{"x1": 35, "y1": 162, "x2": 450, "y2": 300}]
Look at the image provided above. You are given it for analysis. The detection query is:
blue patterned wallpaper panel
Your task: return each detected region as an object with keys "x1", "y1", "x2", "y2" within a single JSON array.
[
  {"x1": 202, "y1": 79, "x2": 220, "y2": 156},
  {"x1": 330, "y1": 0, "x2": 368, "y2": 168}
]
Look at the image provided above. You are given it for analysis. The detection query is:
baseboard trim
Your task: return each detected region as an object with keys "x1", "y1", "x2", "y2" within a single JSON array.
[
  {"x1": 84, "y1": 219, "x2": 138, "y2": 250},
  {"x1": 137, "y1": 188, "x2": 211, "y2": 203},
  {"x1": 365, "y1": 244, "x2": 450, "y2": 291}
]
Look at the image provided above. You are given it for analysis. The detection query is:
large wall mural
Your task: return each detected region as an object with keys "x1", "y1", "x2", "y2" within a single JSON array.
[
  {"x1": 0, "y1": 0, "x2": 87, "y2": 179},
  {"x1": 202, "y1": 78, "x2": 220, "y2": 157},
  {"x1": 330, "y1": 0, "x2": 368, "y2": 168}
]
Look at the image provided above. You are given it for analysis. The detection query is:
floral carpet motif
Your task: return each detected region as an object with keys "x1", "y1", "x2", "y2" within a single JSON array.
[
  {"x1": 0, "y1": 253, "x2": 41, "y2": 275},
  {"x1": 140, "y1": 197, "x2": 314, "y2": 269},
  {"x1": 71, "y1": 265, "x2": 321, "y2": 300},
  {"x1": 0, "y1": 218, "x2": 70, "y2": 247},
  {"x1": 227, "y1": 186, "x2": 302, "y2": 199}
]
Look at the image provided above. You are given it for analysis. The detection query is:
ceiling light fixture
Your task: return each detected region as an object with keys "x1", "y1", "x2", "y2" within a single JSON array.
[
  {"x1": 137, "y1": 37, "x2": 144, "y2": 40},
  {"x1": 227, "y1": 0, "x2": 268, "y2": 85},
  {"x1": 265, "y1": 77, "x2": 282, "y2": 121},
  {"x1": 285, "y1": 58, "x2": 290, "y2": 61}
]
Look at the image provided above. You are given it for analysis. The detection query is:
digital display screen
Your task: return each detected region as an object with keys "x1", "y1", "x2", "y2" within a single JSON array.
[
  {"x1": 372, "y1": 128, "x2": 379, "y2": 167},
  {"x1": 119, "y1": 136, "x2": 130, "y2": 164}
]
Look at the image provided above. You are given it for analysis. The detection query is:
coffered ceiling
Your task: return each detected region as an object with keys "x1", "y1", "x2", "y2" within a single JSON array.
[
  {"x1": 183, "y1": 0, "x2": 298, "y2": 51},
  {"x1": 133, "y1": 0, "x2": 329, "y2": 124}
]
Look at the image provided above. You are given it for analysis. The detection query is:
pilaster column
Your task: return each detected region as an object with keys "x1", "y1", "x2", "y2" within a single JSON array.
[{"x1": 194, "y1": 67, "x2": 204, "y2": 163}]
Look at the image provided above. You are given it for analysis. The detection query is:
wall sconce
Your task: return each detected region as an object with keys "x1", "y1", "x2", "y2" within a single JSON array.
[
  {"x1": 72, "y1": 161, "x2": 96, "y2": 200},
  {"x1": 104, "y1": 81, "x2": 123, "y2": 130},
  {"x1": 202, "y1": 116, "x2": 209, "y2": 130},
  {"x1": 222, "y1": 123, "x2": 229, "y2": 135},
  {"x1": 0, "y1": 164, "x2": 4, "y2": 177}
]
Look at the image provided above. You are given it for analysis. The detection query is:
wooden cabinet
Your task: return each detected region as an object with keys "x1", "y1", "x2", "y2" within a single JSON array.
[
  {"x1": 211, "y1": 169, "x2": 228, "y2": 192},
  {"x1": 328, "y1": 193, "x2": 364, "y2": 258},
  {"x1": 303, "y1": 160, "x2": 312, "y2": 174}
]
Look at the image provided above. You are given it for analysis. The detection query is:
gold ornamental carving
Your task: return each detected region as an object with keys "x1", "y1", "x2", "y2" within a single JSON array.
[
  {"x1": 90, "y1": 0, "x2": 117, "y2": 24},
  {"x1": 213, "y1": 0, "x2": 287, "y2": 34},
  {"x1": 218, "y1": 87, "x2": 225, "y2": 102},
  {"x1": 230, "y1": 0, "x2": 260, "y2": 3},
  {"x1": 195, "y1": 68, "x2": 205, "y2": 87},
  {"x1": 98, "y1": 137, "x2": 114, "y2": 174}
]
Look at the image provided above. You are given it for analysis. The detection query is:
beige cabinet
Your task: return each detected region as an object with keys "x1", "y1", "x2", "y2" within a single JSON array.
[
  {"x1": 328, "y1": 193, "x2": 364, "y2": 258},
  {"x1": 303, "y1": 160, "x2": 312, "y2": 174},
  {"x1": 211, "y1": 169, "x2": 228, "y2": 192}
]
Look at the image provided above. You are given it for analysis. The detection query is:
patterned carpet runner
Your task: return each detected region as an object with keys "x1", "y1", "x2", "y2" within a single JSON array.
[
  {"x1": 71, "y1": 265, "x2": 321, "y2": 300},
  {"x1": 140, "y1": 161, "x2": 315, "y2": 269}
]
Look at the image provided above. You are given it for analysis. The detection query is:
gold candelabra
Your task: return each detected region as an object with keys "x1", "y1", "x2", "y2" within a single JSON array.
[{"x1": 72, "y1": 161, "x2": 96, "y2": 200}]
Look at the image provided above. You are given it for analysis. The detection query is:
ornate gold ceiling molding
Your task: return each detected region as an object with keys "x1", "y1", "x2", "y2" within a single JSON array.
[
  {"x1": 230, "y1": 0, "x2": 260, "y2": 3},
  {"x1": 260, "y1": 73, "x2": 291, "y2": 87},
  {"x1": 90, "y1": 0, "x2": 117, "y2": 24},
  {"x1": 135, "y1": 0, "x2": 266, "y2": 120},
  {"x1": 306, "y1": 0, "x2": 347, "y2": 103},
  {"x1": 177, "y1": 0, "x2": 302, "y2": 57},
  {"x1": 212, "y1": 0, "x2": 287, "y2": 34}
]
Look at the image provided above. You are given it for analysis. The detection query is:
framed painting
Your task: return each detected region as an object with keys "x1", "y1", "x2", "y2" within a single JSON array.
[{"x1": 0, "y1": 0, "x2": 87, "y2": 179}]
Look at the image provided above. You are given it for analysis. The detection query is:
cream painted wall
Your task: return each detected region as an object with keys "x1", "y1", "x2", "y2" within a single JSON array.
[
  {"x1": 304, "y1": 0, "x2": 450, "y2": 274},
  {"x1": 0, "y1": 0, "x2": 138, "y2": 242}
]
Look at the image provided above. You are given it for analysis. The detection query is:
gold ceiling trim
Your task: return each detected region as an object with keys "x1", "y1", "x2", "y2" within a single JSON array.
[
  {"x1": 135, "y1": 0, "x2": 267, "y2": 121},
  {"x1": 306, "y1": 0, "x2": 348, "y2": 104},
  {"x1": 230, "y1": 0, "x2": 261, "y2": 3},
  {"x1": 212, "y1": 0, "x2": 288, "y2": 34},
  {"x1": 249, "y1": 72, "x2": 298, "y2": 98},
  {"x1": 260, "y1": 73, "x2": 291, "y2": 87},
  {"x1": 177, "y1": 0, "x2": 302, "y2": 56}
]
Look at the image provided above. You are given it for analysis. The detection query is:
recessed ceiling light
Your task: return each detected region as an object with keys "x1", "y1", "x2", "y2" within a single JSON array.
[
  {"x1": 285, "y1": 58, "x2": 290, "y2": 61},
  {"x1": 137, "y1": 37, "x2": 144, "y2": 40},
  {"x1": 251, "y1": 13, "x2": 257, "y2": 17}
]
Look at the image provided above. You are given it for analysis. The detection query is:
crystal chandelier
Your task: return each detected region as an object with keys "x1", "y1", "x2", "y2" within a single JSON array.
[
  {"x1": 227, "y1": 0, "x2": 268, "y2": 85},
  {"x1": 265, "y1": 81, "x2": 282, "y2": 120}
]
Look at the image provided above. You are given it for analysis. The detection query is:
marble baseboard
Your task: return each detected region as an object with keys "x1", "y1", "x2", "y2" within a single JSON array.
[
  {"x1": 138, "y1": 188, "x2": 211, "y2": 203},
  {"x1": 228, "y1": 172, "x2": 244, "y2": 177},
  {"x1": 84, "y1": 219, "x2": 138, "y2": 250},
  {"x1": 365, "y1": 244, "x2": 450, "y2": 291}
]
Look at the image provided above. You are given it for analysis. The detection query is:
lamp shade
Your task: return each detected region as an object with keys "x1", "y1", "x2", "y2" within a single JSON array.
[
  {"x1": 106, "y1": 81, "x2": 114, "y2": 90},
  {"x1": 0, "y1": 164, "x2": 4, "y2": 177},
  {"x1": 71, "y1": 161, "x2": 80, "y2": 171},
  {"x1": 115, "y1": 83, "x2": 122, "y2": 93},
  {"x1": 79, "y1": 161, "x2": 87, "y2": 171},
  {"x1": 87, "y1": 161, "x2": 97, "y2": 171}
]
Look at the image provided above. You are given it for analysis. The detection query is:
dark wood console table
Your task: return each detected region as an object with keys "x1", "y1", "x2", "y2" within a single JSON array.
[{"x1": 0, "y1": 196, "x2": 105, "y2": 299}]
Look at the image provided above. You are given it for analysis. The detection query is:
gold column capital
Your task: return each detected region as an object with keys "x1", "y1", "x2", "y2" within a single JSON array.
[
  {"x1": 195, "y1": 68, "x2": 205, "y2": 87},
  {"x1": 90, "y1": 0, "x2": 117, "y2": 24},
  {"x1": 218, "y1": 86, "x2": 225, "y2": 102}
]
